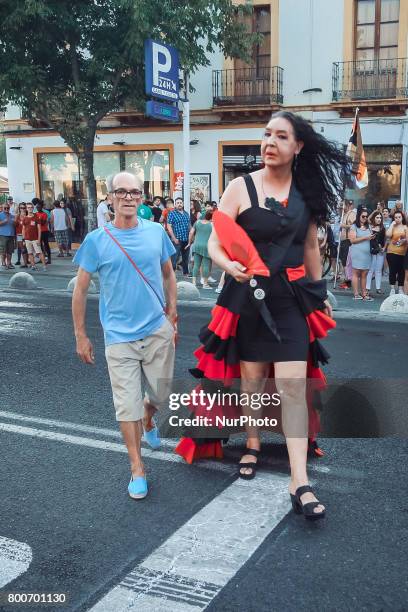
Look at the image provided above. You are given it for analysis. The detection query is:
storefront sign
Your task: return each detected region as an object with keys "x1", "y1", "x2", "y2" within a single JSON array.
[
  {"x1": 173, "y1": 172, "x2": 184, "y2": 191},
  {"x1": 146, "y1": 100, "x2": 179, "y2": 122},
  {"x1": 145, "y1": 39, "x2": 180, "y2": 101},
  {"x1": 173, "y1": 172, "x2": 184, "y2": 192}
]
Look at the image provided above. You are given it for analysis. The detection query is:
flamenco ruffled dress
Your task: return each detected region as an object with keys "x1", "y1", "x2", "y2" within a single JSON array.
[{"x1": 175, "y1": 175, "x2": 336, "y2": 463}]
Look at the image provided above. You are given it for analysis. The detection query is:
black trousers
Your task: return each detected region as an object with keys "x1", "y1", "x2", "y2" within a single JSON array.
[
  {"x1": 41, "y1": 231, "x2": 51, "y2": 261},
  {"x1": 172, "y1": 240, "x2": 190, "y2": 274},
  {"x1": 339, "y1": 239, "x2": 350, "y2": 267},
  {"x1": 386, "y1": 253, "x2": 404, "y2": 286}
]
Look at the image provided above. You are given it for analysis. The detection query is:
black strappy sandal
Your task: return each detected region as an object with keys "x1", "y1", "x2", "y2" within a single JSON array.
[
  {"x1": 238, "y1": 448, "x2": 260, "y2": 480},
  {"x1": 290, "y1": 485, "x2": 326, "y2": 521}
]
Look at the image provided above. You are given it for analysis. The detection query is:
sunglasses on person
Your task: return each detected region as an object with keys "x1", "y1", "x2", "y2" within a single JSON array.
[
  {"x1": 360, "y1": 214, "x2": 368, "y2": 219},
  {"x1": 4, "y1": 207, "x2": 10, "y2": 211},
  {"x1": 113, "y1": 189, "x2": 142, "y2": 199}
]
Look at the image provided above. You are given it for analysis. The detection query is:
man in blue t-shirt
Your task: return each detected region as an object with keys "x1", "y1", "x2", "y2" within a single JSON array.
[{"x1": 72, "y1": 171, "x2": 177, "y2": 500}]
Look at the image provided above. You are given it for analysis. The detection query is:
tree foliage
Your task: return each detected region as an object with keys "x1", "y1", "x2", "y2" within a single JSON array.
[{"x1": 0, "y1": 0, "x2": 255, "y2": 226}]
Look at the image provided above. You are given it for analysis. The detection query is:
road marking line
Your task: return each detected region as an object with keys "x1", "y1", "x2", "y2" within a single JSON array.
[
  {"x1": 0, "y1": 422, "x2": 232, "y2": 474},
  {"x1": 90, "y1": 472, "x2": 290, "y2": 611},
  {"x1": 0, "y1": 410, "x2": 177, "y2": 448},
  {"x1": 0, "y1": 416, "x2": 337, "y2": 477},
  {"x1": 0, "y1": 537, "x2": 32, "y2": 589}
]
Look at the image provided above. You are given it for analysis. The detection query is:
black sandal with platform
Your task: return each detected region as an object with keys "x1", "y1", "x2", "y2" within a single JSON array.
[
  {"x1": 238, "y1": 448, "x2": 260, "y2": 480},
  {"x1": 290, "y1": 485, "x2": 326, "y2": 521}
]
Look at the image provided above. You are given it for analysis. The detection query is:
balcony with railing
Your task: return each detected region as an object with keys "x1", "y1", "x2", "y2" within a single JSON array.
[
  {"x1": 332, "y1": 58, "x2": 408, "y2": 102},
  {"x1": 212, "y1": 66, "x2": 283, "y2": 107}
]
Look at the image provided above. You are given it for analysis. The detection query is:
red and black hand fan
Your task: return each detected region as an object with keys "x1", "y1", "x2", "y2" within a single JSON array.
[{"x1": 212, "y1": 210, "x2": 270, "y2": 277}]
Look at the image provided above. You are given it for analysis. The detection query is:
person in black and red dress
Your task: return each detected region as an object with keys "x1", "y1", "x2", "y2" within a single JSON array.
[{"x1": 176, "y1": 111, "x2": 351, "y2": 521}]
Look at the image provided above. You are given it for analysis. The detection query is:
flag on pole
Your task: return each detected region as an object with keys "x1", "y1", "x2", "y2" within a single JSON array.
[{"x1": 346, "y1": 108, "x2": 368, "y2": 189}]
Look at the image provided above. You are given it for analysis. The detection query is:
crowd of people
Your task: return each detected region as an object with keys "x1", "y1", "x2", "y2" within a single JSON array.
[
  {"x1": 319, "y1": 199, "x2": 408, "y2": 299},
  {"x1": 5, "y1": 188, "x2": 407, "y2": 300},
  {"x1": 96, "y1": 193, "x2": 222, "y2": 291},
  {"x1": 0, "y1": 196, "x2": 78, "y2": 271}
]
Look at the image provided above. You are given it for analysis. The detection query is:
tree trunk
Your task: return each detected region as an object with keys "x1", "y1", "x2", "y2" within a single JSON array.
[{"x1": 79, "y1": 147, "x2": 97, "y2": 232}]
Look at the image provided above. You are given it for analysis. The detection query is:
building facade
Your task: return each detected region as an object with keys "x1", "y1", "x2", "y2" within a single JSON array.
[{"x1": 3, "y1": 0, "x2": 408, "y2": 214}]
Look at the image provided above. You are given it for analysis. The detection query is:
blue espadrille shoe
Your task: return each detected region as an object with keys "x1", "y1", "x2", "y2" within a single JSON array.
[
  {"x1": 143, "y1": 424, "x2": 161, "y2": 450},
  {"x1": 128, "y1": 476, "x2": 148, "y2": 499}
]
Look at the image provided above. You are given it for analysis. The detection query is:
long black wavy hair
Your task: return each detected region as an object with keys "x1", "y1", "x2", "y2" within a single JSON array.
[{"x1": 269, "y1": 111, "x2": 351, "y2": 223}]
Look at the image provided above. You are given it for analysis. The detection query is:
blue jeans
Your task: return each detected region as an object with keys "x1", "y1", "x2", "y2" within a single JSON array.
[{"x1": 172, "y1": 240, "x2": 190, "y2": 274}]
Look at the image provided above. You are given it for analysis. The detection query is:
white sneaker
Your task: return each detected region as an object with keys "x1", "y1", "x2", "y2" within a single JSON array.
[
  {"x1": 398, "y1": 287, "x2": 404, "y2": 294},
  {"x1": 215, "y1": 286, "x2": 222, "y2": 294},
  {"x1": 390, "y1": 287, "x2": 396, "y2": 295},
  {"x1": 208, "y1": 276, "x2": 217, "y2": 284},
  {"x1": 200, "y1": 278, "x2": 204, "y2": 286}
]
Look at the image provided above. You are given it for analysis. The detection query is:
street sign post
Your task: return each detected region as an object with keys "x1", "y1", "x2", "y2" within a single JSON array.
[{"x1": 145, "y1": 38, "x2": 189, "y2": 212}]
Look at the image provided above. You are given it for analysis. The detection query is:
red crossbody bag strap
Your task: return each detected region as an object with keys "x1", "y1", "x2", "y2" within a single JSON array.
[{"x1": 104, "y1": 226, "x2": 165, "y2": 311}]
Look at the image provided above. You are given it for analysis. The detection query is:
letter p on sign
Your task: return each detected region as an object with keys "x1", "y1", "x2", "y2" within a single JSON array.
[{"x1": 152, "y1": 43, "x2": 171, "y2": 86}]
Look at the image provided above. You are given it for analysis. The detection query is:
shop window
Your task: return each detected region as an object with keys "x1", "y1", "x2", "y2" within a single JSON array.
[
  {"x1": 222, "y1": 144, "x2": 262, "y2": 192},
  {"x1": 38, "y1": 148, "x2": 171, "y2": 206},
  {"x1": 345, "y1": 144, "x2": 402, "y2": 208},
  {"x1": 38, "y1": 152, "x2": 82, "y2": 206},
  {"x1": 124, "y1": 150, "x2": 170, "y2": 199}
]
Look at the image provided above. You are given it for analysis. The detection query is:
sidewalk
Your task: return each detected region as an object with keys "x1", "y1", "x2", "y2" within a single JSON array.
[
  {"x1": 327, "y1": 272, "x2": 398, "y2": 313},
  {"x1": 0, "y1": 246, "x2": 83, "y2": 291},
  {"x1": 0, "y1": 250, "x2": 405, "y2": 318}
]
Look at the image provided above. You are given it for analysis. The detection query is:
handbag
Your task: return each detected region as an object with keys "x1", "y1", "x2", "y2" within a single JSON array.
[
  {"x1": 103, "y1": 226, "x2": 178, "y2": 342},
  {"x1": 370, "y1": 235, "x2": 380, "y2": 255}
]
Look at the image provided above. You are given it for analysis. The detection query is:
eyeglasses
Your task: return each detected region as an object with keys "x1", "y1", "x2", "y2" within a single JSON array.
[
  {"x1": 113, "y1": 189, "x2": 142, "y2": 199},
  {"x1": 4, "y1": 207, "x2": 10, "y2": 211},
  {"x1": 361, "y1": 215, "x2": 368, "y2": 219}
]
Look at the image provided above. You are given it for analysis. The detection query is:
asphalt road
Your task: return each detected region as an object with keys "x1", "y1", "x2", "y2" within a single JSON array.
[{"x1": 0, "y1": 291, "x2": 407, "y2": 611}]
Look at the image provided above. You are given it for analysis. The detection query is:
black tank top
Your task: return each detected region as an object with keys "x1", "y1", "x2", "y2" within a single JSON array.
[{"x1": 236, "y1": 174, "x2": 310, "y2": 269}]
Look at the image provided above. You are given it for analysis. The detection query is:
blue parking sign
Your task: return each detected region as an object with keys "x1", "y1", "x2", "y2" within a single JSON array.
[{"x1": 145, "y1": 39, "x2": 180, "y2": 101}]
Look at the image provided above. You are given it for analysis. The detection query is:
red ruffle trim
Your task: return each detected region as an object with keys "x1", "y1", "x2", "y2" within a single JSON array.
[
  {"x1": 194, "y1": 346, "x2": 241, "y2": 381},
  {"x1": 307, "y1": 310, "x2": 336, "y2": 343},
  {"x1": 175, "y1": 437, "x2": 224, "y2": 464},
  {"x1": 207, "y1": 305, "x2": 240, "y2": 339}
]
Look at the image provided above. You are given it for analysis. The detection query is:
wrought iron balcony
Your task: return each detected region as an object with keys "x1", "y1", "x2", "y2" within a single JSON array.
[
  {"x1": 212, "y1": 66, "x2": 283, "y2": 106},
  {"x1": 332, "y1": 58, "x2": 408, "y2": 101}
]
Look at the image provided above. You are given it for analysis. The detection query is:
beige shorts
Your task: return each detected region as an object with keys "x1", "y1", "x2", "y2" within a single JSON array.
[
  {"x1": 105, "y1": 318, "x2": 175, "y2": 422},
  {"x1": 25, "y1": 239, "x2": 42, "y2": 255}
]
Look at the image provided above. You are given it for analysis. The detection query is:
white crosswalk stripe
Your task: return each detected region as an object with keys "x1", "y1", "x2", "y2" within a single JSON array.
[
  {"x1": 91, "y1": 472, "x2": 291, "y2": 611},
  {"x1": 0, "y1": 537, "x2": 32, "y2": 589}
]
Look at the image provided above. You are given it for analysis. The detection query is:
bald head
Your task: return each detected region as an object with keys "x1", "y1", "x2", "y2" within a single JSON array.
[{"x1": 107, "y1": 171, "x2": 143, "y2": 193}]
